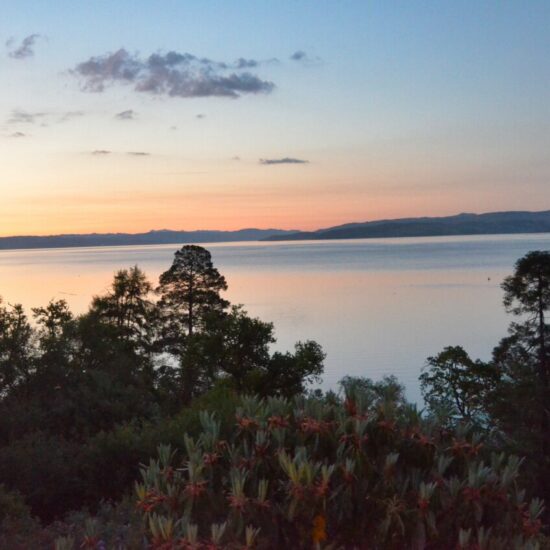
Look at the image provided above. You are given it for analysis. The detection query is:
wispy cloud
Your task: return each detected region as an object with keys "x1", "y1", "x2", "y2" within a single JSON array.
[
  {"x1": 235, "y1": 58, "x2": 258, "y2": 69},
  {"x1": 115, "y1": 109, "x2": 136, "y2": 120},
  {"x1": 196, "y1": 113, "x2": 206, "y2": 119},
  {"x1": 289, "y1": 50, "x2": 321, "y2": 64},
  {"x1": 260, "y1": 157, "x2": 309, "y2": 165},
  {"x1": 7, "y1": 109, "x2": 84, "y2": 125},
  {"x1": 6, "y1": 34, "x2": 41, "y2": 59},
  {"x1": 58, "y1": 111, "x2": 85, "y2": 123},
  {"x1": 7, "y1": 110, "x2": 46, "y2": 124},
  {"x1": 8, "y1": 132, "x2": 26, "y2": 138},
  {"x1": 89, "y1": 149, "x2": 149, "y2": 156},
  {"x1": 71, "y1": 48, "x2": 275, "y2": 98},
  {"x1": 290, "y1": 50, "x2": 307, "y2": 61}
]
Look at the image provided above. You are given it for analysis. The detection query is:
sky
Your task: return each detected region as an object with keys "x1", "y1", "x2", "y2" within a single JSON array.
[{"x1": 1, "y1": 1, "x2": 549, "y2": 236}]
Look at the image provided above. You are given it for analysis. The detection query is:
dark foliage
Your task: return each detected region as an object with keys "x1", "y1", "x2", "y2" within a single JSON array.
[
  {"x1": 0, "y1": 246, "x2": 548, "y2": 543},
  {"x1": 421, "y1": 250, "x2": 550, "y2": 509},
  {"x1": 0, "y1": 246, "x2": 324, "y2": 521}
]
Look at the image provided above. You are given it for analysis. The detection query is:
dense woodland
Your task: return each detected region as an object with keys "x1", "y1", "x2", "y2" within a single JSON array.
[{"x1": 0, "y1": 245, "x2": 548, "y2": 548}]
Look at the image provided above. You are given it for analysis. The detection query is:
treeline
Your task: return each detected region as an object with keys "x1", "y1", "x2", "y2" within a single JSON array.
[
  {"x1": 0, "y1": 246, "x2": 548, "y2": 547},
  {"x1": 419, "y1": 251, "x2": 550, "y2": 508},
  {"x1": 0, "y1": 246, "x2": 323, "y2": 520}
]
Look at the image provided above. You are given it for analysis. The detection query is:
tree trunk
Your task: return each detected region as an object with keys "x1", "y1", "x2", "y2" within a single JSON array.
[{"x1": 188, "y1": 278, "x2": 194, "y2": 336}]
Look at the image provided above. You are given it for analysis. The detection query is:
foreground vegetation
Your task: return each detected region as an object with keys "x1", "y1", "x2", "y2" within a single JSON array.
[
  {"x1": 0, "y1": 246, "x2": 548, "y2": 547},
  {"x1": 135, "y1": 391, "x2": 545, "y2": 548}
]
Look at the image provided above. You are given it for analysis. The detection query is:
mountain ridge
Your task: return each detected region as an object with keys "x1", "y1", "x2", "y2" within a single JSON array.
[
  {"x1": 264, "y1": 210, "x2": 550, "y2": 241},
  {"x1": 1, "y1": 210, "x2": 550, "y2": 251},
  {"x1": 0, "y1": 228, "x2": 296, "y2": 251}
]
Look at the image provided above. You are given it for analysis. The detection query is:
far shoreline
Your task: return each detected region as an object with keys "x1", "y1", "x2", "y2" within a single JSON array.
[{"x1": 1, "y1": 230, "x2": 550, "y2": 255}]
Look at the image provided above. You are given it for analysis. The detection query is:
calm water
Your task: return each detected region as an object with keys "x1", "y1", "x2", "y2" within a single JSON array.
[{"x1": 1, "y1": 233, "x2": 550, "y2": 402}]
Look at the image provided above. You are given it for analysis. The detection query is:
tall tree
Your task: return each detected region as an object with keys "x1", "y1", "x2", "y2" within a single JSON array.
[
  {"x1": 157, "y1": 246, "x2": 229, "y2": 340},
  {"x1": 495, "y1": 251, "x2": 550, "y2": 497},
  {"x1": 90, "y1": 266, "x2": 155, "y2": 350},
  {"x1": 501, "y1": 251, "x2": 550, "y2": 407},
  {"x1": 32, "y1": 299, "x2": 74, "y2": 360},
  {"x1": 156, "y1": 246, "x2": 229, "y2": 403},
  {"x1": 0, "y1": 300, "x2": 33, "y2": 395}
]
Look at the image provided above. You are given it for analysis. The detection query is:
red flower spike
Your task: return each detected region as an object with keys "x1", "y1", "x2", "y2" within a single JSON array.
[
  {"x1": 344, "y1": 398, "x2": 357, "y2": 417},
  {"x1": 315, "y1": 479, "x2": 330, "y2": 498},
  {"x1": 185, "y1": 480, "x2": 207, "y2": 499},
  {"x1": 268, "y1": 415, "x2": 289, "y2": 429},
  {"x1": 227, "y1": 493, "x2": 248, "y2": 511},
  {"x1": 290, "y1": 482, "x2": 305, "y2": 500},
  {"x1": 236, "y1": 416, "x2": 258, "y2": 430},
  {"x1": 418, "y1": 498, "x2": 430, "y2": 515},
  {"x1": 523, "y1": 517, "x2": 542, "y2": 537},
  {"x1": 203, "y1": 452, "x2": 220, "y2": 466},
  {"x1": 462, "y1": 487, "x2": 481, "y2": 502},
  {"x1": 377, "y1": 420, "x2": 396, "y2": 432}
]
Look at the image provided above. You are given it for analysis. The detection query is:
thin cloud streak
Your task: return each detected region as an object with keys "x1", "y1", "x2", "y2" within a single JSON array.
[
  {"x1": 58, "y1": 111, "x2": 85, "y2": 123},
  {"x1": 260, "y1": 157, "x2": 309, "y2": 165},
  {"x1": 7, "y1": 110, "x2": 46, "y2": 124},
  {"x1": 289, "y1": 50, "x2": 322, "y2": 65},
  {"x1": 115, "y1": 109, "x2": 136, "y2": 120},
  {"x1": 88, "y1": 150, "x2": 150, "y2": 156},
  {"x1": 7, "y1": 109, "x2": 84, "y2": 125}
]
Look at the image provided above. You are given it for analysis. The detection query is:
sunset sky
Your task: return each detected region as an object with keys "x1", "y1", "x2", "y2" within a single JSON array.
[{"x1": 1, "y1": 1, "x2": 549, "y2": 236}]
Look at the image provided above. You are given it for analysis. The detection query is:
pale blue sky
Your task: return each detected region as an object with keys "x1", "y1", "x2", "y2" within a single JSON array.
[{"x1": 1, "y1": 1, "x2": 549, "y2": 235}]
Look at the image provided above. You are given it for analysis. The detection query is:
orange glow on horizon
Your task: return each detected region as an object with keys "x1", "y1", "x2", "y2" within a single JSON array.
[
  {"x1": 1, "y1": 198, "x2": 547, "y2": 238},
  {"x1": 2, "y1": 146, "x2": 548, "y2": 237}
]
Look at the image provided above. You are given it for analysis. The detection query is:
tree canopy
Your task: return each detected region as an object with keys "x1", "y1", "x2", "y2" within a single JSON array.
[
  {"x1": 420, "y1": 250, "x2": 550, "y2": 507},
  {"x1": 157, "y1": 245, "x2": 229, "y2": 338},
  {"x1": 0, "y1": 245, "x2": 326, "y2": 519},
  {"x1": 420, "y1": 346, "x2": 498, "y2": 425}
]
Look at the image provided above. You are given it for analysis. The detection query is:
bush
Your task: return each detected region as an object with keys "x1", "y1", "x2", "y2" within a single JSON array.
[
  {"x1": 0, "y1": 432, "x2": 83, "y2": 521},
  {"x1": 136, "y1": 390, "x2": 547, "y2": 548},
  {"x1": 0, "y1": 499, "x2": 144, "y2": 549}
]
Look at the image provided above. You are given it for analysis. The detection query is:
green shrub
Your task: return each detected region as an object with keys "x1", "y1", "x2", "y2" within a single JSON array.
[
  {"x1": 0, "y1": 499, "x2": 144, "y2": 550},
  {"x1": 0, "y1": 432, "x2": 83, "y2": 520},
  {"x1": 137, "y1": 391, "x2": 547, "y2": 549}
]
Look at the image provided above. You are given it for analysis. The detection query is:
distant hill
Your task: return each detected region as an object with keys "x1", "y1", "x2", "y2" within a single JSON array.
[
  {"x1": 3, "y1": 211, "x2": 550, "y2": 251},
  {"x1": 264, "y1": 211, "x2": 550, "y2": 241},
  {"x1": 0, "y1": 229, "x2": 296, "y2": 251}
]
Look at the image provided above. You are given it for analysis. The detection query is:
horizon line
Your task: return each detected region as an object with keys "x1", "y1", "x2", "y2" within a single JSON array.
[{"x1": 0, "y1": 207, "x2": 549, "y2": 240}]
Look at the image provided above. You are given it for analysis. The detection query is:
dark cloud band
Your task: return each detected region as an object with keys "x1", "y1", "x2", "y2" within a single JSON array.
[{"x1": 72, "y1": 49, "x2": 275, "y2": 99}]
